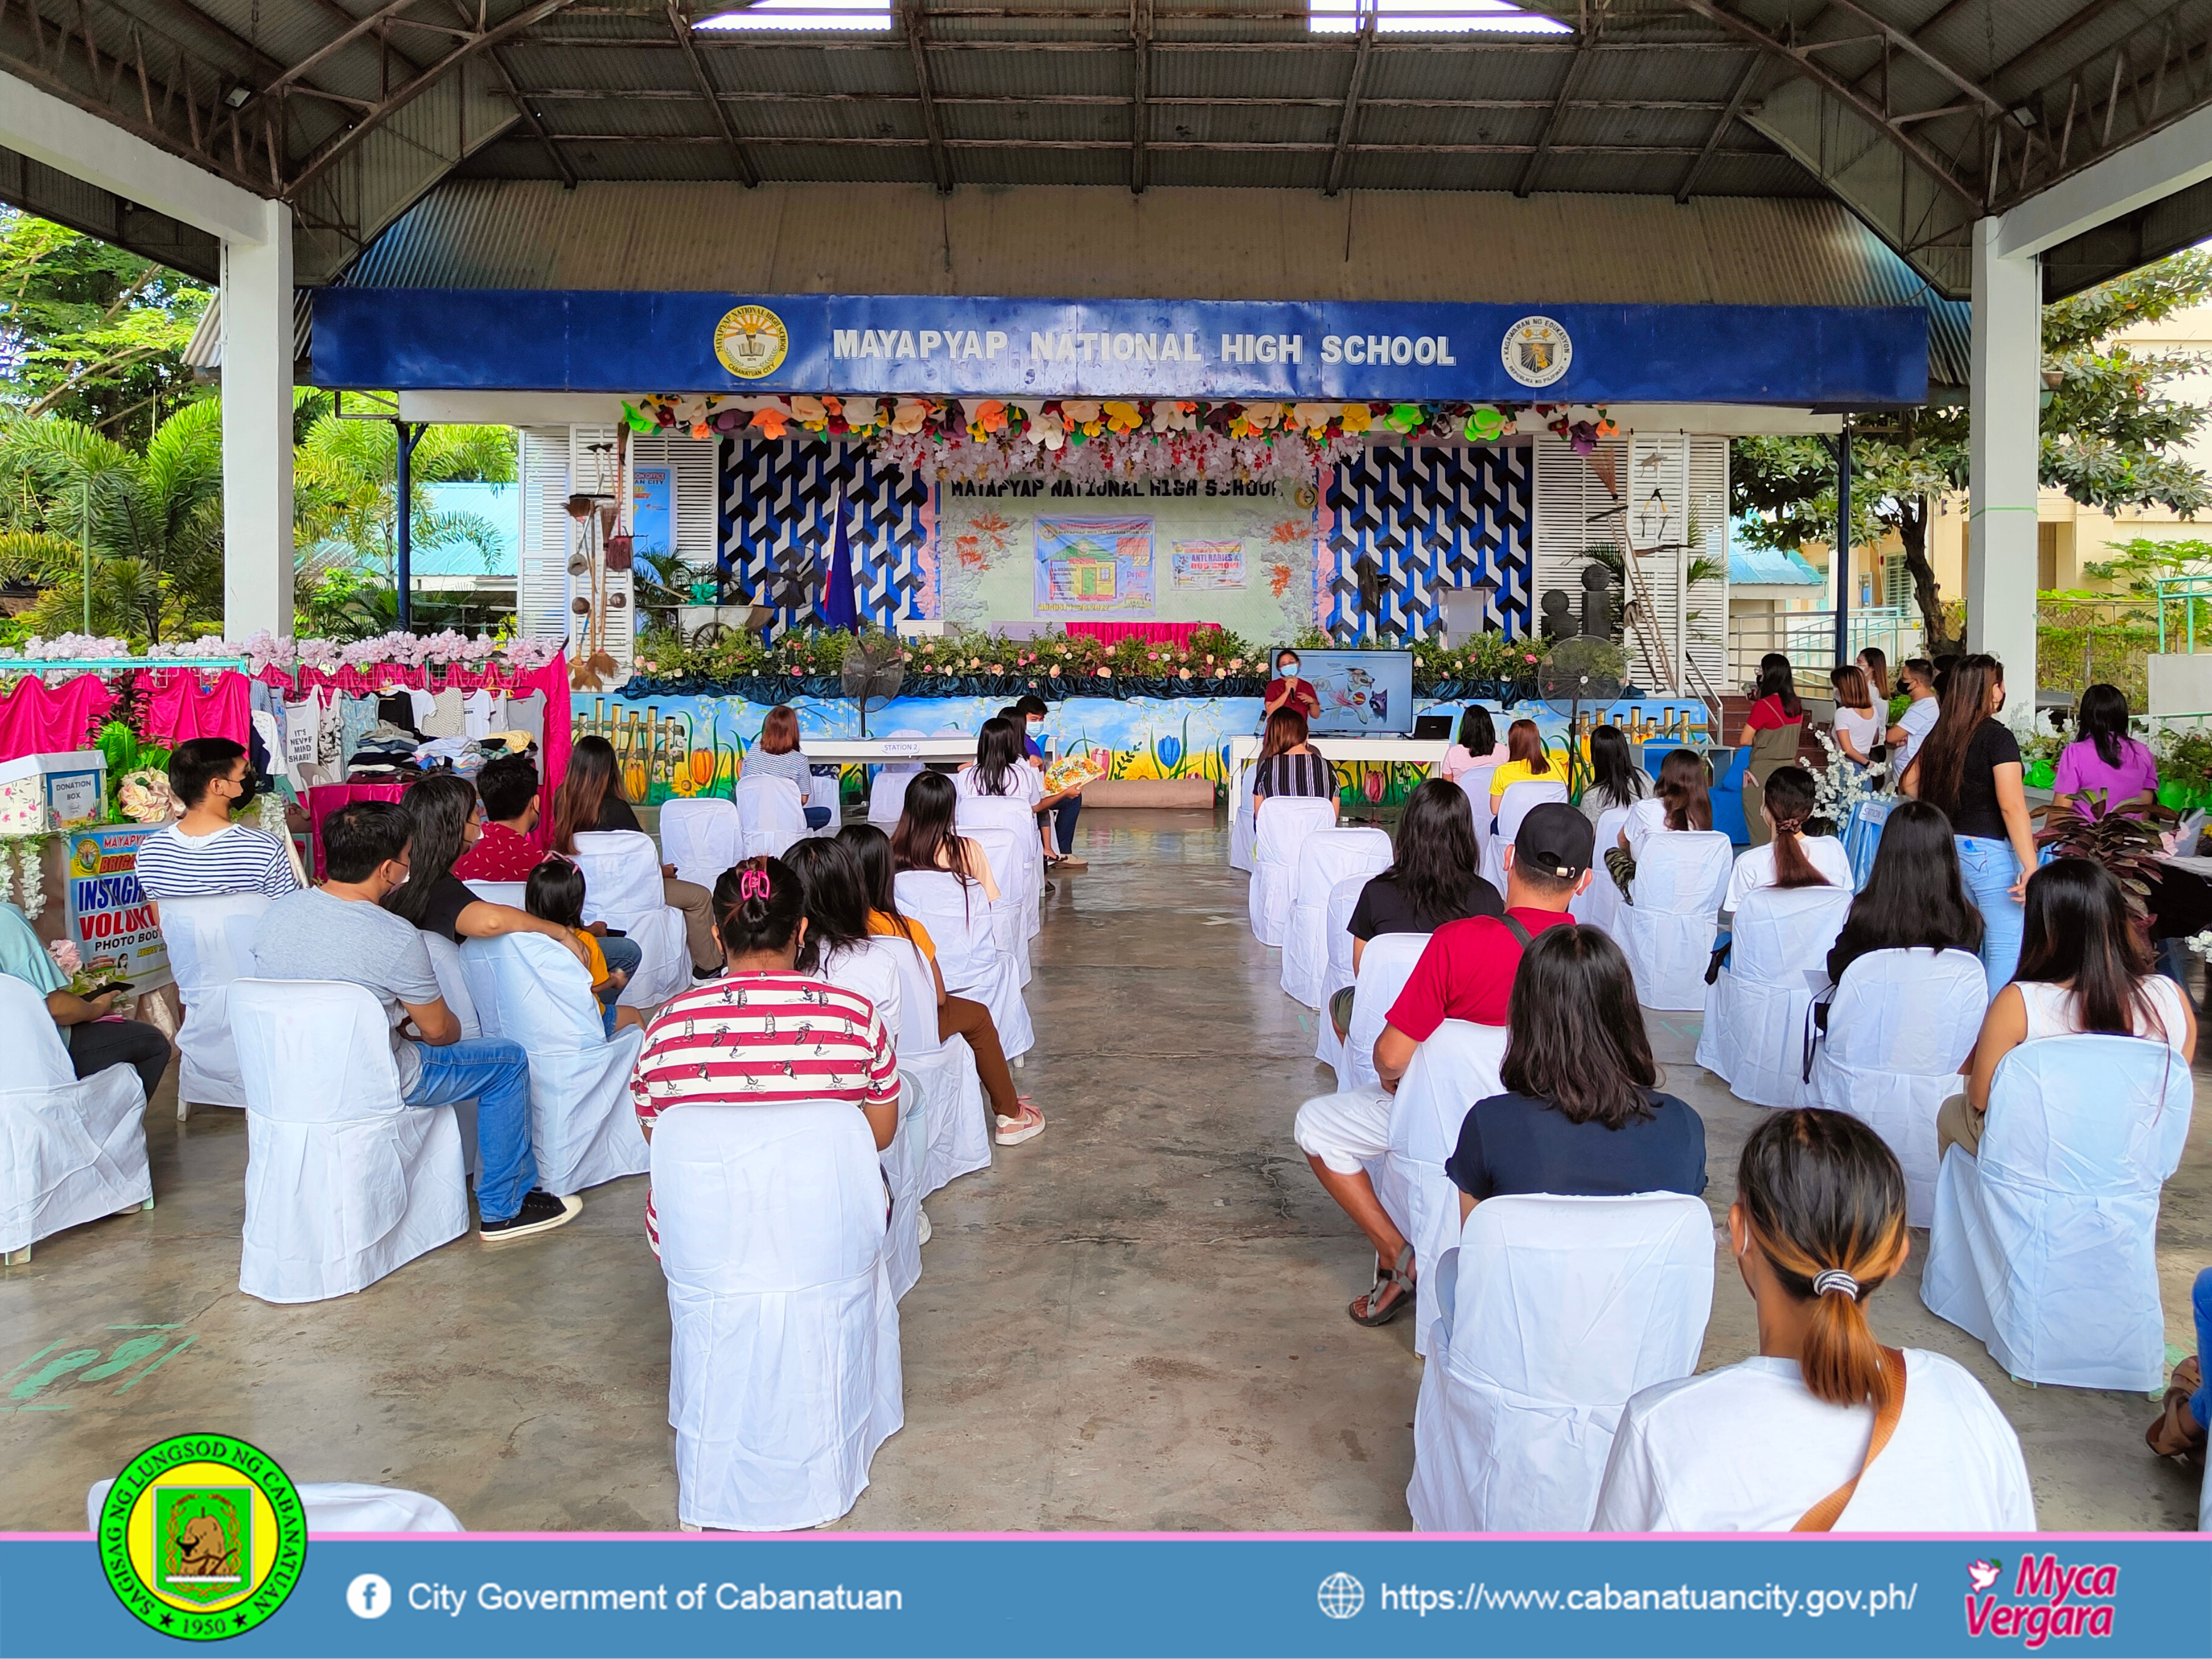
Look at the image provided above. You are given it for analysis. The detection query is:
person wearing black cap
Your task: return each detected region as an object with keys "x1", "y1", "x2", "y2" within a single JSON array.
[{"x1": 1292, "y1": 801, "x2": 1597, "y2": 1328}]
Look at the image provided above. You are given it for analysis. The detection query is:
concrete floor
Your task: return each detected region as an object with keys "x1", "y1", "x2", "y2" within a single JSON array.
[{"x1": 2, "y1": 807, "x2": 2206, "y2": 1531}]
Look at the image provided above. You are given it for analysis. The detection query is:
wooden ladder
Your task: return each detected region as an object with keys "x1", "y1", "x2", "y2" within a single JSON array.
[{"x1": 1619, "y1": 545, "x2": 1679, "y2": 694}]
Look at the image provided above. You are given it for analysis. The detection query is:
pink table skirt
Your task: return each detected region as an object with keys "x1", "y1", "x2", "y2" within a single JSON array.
[
  {"x1": 306, "y1": 783, "x2": 405, "y2": 879},
  {"x1": 1063, "y1": 622, "x2": 1225, "y2": 647}
]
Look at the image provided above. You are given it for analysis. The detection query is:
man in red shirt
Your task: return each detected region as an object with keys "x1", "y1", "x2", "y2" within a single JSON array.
[
  {"x1": 453, "y1": 753, "x2": 544, "y2": 882},
  {"x1": 1294, "y1": 803, "x2": 1595, "y2": 1326}
]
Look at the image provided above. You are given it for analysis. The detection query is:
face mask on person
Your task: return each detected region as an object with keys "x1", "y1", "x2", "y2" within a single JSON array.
[
  {"x1": 228, "y1": 767, "x2": 259, "y2": 809},
  {"x1": 1279, "y1": 657, "x2": 1300, "y2": 678}
]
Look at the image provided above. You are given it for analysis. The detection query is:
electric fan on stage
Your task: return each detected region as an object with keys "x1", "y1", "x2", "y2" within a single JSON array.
[
  {"x1": 842, "y1": 634, "x2": 905, "y2": 738},
  {"x1": 1537, "y1": 636, "x2": 1626, "y2": 797}
]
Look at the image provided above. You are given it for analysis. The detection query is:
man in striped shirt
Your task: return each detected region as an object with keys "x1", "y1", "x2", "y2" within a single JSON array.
[{"x1": 136, "y1": 739, "x2": 301, "y2": 903}]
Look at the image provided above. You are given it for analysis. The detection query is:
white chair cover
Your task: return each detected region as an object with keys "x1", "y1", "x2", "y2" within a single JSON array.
[
  {"x1": 734, "y1": 774, "x2": 807, "y2": 860},
  {"x1": 1335, "y1": 931, "x2": 1429, "y2": 1094},
  {"x1": 953, "y1": 815, "x2": 1036, "y2": 985},
  {"x1": 1249, "y1": 796, "x2": 1336, "y2": 947},
  {"x1": 569, "y1": 830, "x2": 689, "y2": 1009},
  {"x1": 1282, "y1": 828, "x2": 1392, "y2": 1007},
  {"x1": 892, "y1": 869, "x2": 1034, "y2": 1060},
  {"x1": 158, "y1": 892, "x2": 269, "y2": 1116},
  {"x1": 1616, "y1": 831, "x2": 1733, "y2": 1011},
  {"x1": 230, "y1": 978, "x2": 468, "y2": 1303},
  {"x1": 1808, "y1": 948, "x2": 1989, "y2": 1225},
  {"x1": 88, "y1": 1479, "x2": 463, "y2": 1532},
  {"x1": 462, "y1": 879, "x2": 526, "y2": 908},
  {"x1": 882, "y1": 933, "x2": 991, "y2": 1195},
  {"x1": 421, "y1": 932, "x2": 482, "y2": 1178},
  {"x1": 654, "y1": 1099, "x2": 901, "y2": 1532},
  {"x1": 660, "y1": 798, "x2": 743, "y2": 892},
  {"x1": 1407, "y1": 1193, "x2": 1715, "y2": 1532},
  {"x1": 1694, "y1": 883, "x2": 1854, "y2": 1109},
  {"x1": 1921, "y1": 1033, "x2": 2193, "y2": 1392},
  {"x1": 1312, "y1": 875, "x2": 1368, "y2": 1073},
  {"x1": 956, "y1": 794, "x2": 1045, "y2": 938},
  {"x1": 1569, "y1": 806, "x2": 1633, "y2": 936},
  {"x1": 868, "y1": 769, "x2": 917, "y2": 828},
  {"x1": 0, "y1": 973, "x2": 150, "y2": 1260},
  {"x1": 1384, "y1": 1018, "x2": 1509, "y2": 1360},
  {"x1": 1228, "y1": 763, "x2": 1259, "y2": 873},
  {"x1": 816, "y1": 937, "x2": 906, "y2": 1051},
  {"x1": 1457, "y1": 766, "x2": 1498, "y2": 876},
  {"x1": 458, "y1": 933, "x2": 650, "y2": 1196},
  {"x1": 1480, "y1": 778, "x2": 1570, "y2": 891}
]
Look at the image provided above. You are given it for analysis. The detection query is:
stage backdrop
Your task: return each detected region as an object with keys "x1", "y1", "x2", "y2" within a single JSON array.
[{"x1": 573, "y1": 690, "x2": 1706, "y2": 807}]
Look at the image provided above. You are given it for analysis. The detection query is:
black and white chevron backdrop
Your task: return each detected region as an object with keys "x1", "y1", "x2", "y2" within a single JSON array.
[
  {"x1": 1323, "y1": 445, "x2": 1533, "y2": 642},
  {"x1": 719, "y1": 439, "x2": 934, "y2": 636}
]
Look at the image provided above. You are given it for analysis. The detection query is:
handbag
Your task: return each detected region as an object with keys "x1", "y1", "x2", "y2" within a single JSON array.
[{"x1": 1792, "y1": 1347, "x2": 1907, "y2": 1531}]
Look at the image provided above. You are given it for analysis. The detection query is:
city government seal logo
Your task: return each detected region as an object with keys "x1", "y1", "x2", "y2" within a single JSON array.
[
  {"x1": 98, "y1": 1434, "x2": 306, "y2": 1640},
  {"x1": 1501, "y1": 314, "x2": 1572, "y2": 389},
  {"x1": 714, "y1": 304, "x2": 790, "y2": 380}
]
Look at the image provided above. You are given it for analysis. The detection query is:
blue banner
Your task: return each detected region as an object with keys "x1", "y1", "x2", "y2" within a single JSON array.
[
  {"x1": 312, "y1": 290, "x2": 1929, "y2": 407},
  {"x1": 4, "y1": 1535, "x2": 2206, "y2": 1657}
]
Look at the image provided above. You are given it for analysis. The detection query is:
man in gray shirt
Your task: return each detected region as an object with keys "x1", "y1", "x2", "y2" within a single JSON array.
[
  {"x1": 1887, "y1": 657, "x2": 1941, "y2": 778},
  {"x1": 250, "y1": 800, "x2": 580, "y2": 1242}
]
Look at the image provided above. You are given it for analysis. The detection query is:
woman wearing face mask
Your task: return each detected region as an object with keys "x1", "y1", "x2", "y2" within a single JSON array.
[
  {"x1": 1264, "y1": 649, "x2": 1322, "y2": 723},
  {"x1": 384, "y1": 772, "x2": 596, "y2": 973}
]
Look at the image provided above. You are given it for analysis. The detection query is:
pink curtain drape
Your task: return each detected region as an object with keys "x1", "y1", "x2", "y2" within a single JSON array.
[
  {"x1": 0, "y1": 672, "x2": 118, "y2": 763},
  {"x1": 1063, "y1": 621, "x2": 1225, "y2": 647},
  {"x1": 135, "y1": 668, "x2": 253, "y2": 747}
]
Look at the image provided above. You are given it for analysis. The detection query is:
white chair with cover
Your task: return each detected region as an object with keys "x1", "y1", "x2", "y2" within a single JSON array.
[
  {"x1": 420, "y1": 932, "x2": 482, "y2": 1178},
  {"x1": 1333, "y1": 931, "x2": 1430, "y2": 1094},
  {"x1": 1569, "y1": 806, "x2": 1633, "y2": 937},
  {"x1": 1249, "y1": 796, "x2": 1337, "y2": 948},
  {"x1": 1456, "y1": 766, "x2": 1498, "y2": 876},
  {"x1": 458, "y1": 933, "x2": 649, "y2": 1197},
  {"x1": 815, "y1": 937, "x2": 906, "y2": 1051},
  {"x1": 1480, "y1": 778, "x2": 1570, "y2": 891},
  {"x1": 0, "y1": 974, "x2": 150, "y2": 1265},
  {"x1": 1694, "y1": 883, "x2": 1855, "y2": 1109},
  {"x1": 88, "y1": 1479, "x2": 464, "y2": 1532},
  {"x1": 734, "y1": 774, "x2": 807, "y2": 860},
  {"x1": 463, "y1": 879, "x2": 526, "y2": 908},
  {"x1": 1406, "y1": 1193, "x2": 1715, "y2": 1532},
  {"x1": 868, "y1": 769, "x2": 918, "y2": 829},
  {"x1": 817, "y1": 936, "x2": 920, "y2": 1296},
  {"x1": 1921, "y1": 1033, "x2": 2193, "y2": 1392},
  {"x1": 568, "y1": 829, "x2": 689, "y2": 1009},
  {"x1": 1228, "y1": 763, "x2": 1259, "y2": 873},
  {"x1": 1806, "y1": 948, "x2": 1989, "y2": 1225},
  {"x1": 893, "y1": 869, "x2": 1034, "y2": 1061},
  {"x1": 956, "y1": 795, "x2": 1045, "y2": 933},
  {"x1": 1384, "y1": 1018, "x2": 1510, "y2": 1360},
  {"x1": 230, "y1": 978, "x2": 467, "y2": 1303},
  {"x1": 660, "y1": 798, "x2": 743, "y2": 891},
  {"x1": 655, "y1": 1099, "x2": 901, "y2": 1532},
  {"x1": 1312, "y1": 875, "x2": 1369, "y2": 1073},
  {"x1": 1615, "y1": 831, "x2": 1733, "y2": 1011},
  {"x1": 158, "y1": 891, "x2": 269, "y2": 1121},
  {"x1": 1281, "y1": 828, "x2": 1393, "y2": 1007},
  {"x1": 882, "y1": 932, "x2": 991, "y2": 1196}
]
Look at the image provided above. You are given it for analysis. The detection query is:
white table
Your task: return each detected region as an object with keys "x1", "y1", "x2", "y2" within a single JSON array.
[
  {"x1": 807, "y1": 735, "x2": 976, "y2": 765},
  {"x1": 1226, "y1": 734, "x2": 1450, "y2": 770}
]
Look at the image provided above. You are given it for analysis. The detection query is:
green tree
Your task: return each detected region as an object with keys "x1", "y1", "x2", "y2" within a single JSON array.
[
  {"x1": 0, "y1": 211, "x2": 212, "y2": 445},
  {"x1": 1732, "y1": 248, "x2": 2212, "y2": 655}
]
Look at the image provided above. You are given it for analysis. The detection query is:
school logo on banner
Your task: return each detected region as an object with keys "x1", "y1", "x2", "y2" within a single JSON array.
[
  {"x1": 98, "y1": 1434, "x2": 306, "y2": 1640},
  {"x1": 716, "y1": 304, "x2": 791, "y2": 379},
  {"x1": 1501, "y1": 315, "x2": 1572, "y2": 388}
]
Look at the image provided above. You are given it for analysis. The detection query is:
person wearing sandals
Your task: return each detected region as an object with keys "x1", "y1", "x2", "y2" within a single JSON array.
[
  {"x1": 1293, "y1": 803, "x2": 1591, "y2": 1328},
  {"x1": 2147, "y1": 1267, "x2": 2210, "y2": 1472},
  {"x1": 1447, "y1": 922, "x2": 1705, "y2": 1226},
  {"x1": 891, "y1": 775, "x2": 1045, "y2": 1145},
  {"x1": 1594, "y1": 1109, "x2": 2034, "y2": 1531}
]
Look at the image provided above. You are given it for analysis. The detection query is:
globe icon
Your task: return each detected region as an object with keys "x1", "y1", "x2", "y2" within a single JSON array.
[{"x1": 1317, "y1": 1572, "x2": 1365, "y2": 1620}]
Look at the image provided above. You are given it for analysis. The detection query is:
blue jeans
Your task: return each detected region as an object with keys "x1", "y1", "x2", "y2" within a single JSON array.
[
  {"x1": 2193, "y1": 1268, "x2": 2211, "y2": 1429},
  {"x1": 596, "y1": 934, "x2": 643, "y2": 1037},
  {"x1": 1040, "y1": 794, "x2": 1082, "y2": 856},
  {"x1": 405, "y1": 1037, "x2": 537, "y2": 1222},
  {"x1": 1956, "y1": 835, "x2": 2024, "y2": 994}
]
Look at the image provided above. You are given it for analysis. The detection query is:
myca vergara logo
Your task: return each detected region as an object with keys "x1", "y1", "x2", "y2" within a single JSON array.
[
  {"x1": 98, "y1": 1434, "x2": 306, "y2": 1641},
  {"x1": 1502, "y1": 314, "x2": 1572, "y2": 388},
  {"x1": 1964, "y1": 1553, "x2": 2118, "y2": 1647},
  {"x1": 715, "y1": 304, "x2": 790, "y2": 379}
]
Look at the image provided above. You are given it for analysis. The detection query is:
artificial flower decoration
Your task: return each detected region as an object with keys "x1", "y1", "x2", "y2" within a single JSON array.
[
  {"x1": 892, "y1": 398, "x2": 931, "y2": 435},
  {"x1": 790, "y1": 395, "x2": 827, "y2": 426},
  {"x1": 690, "y1": 421, "x2": 712, "y2": 441},
  {"x1": 750, "y1": 404, "x2": 791, "y2": 440},
  {"x1": 1338, "y1": 403, "x2": 1373, "y2": 435},
  {"x1": 1062, "y1": 400, "x2": 1101, "y2": 427},
  {"x1": 1102, "y1": 400, "x2": 1143, "y2": 433},
  {"x1": 1292, "y1": 402, "x2": 1336, "y2": 435},
  {"x1": 1035, "y1": 412, "x2": 1067, "y2": 450},
  {"x1": 1463, "y1": 404, "x2": 1506, "y2": 443},
  {"x1": 1385, "y1": 403, "x2": 1422, "y2": 435}
]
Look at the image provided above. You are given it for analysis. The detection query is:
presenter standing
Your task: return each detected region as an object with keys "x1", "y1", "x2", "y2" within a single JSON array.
[{"x1": 1265, "y1": 648, "x2": 1322, "y2": 722}]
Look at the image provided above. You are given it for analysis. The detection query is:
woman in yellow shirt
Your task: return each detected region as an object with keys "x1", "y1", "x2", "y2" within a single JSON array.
[{"x1": 1487, "y1": 718, "x2": 1559, "y2": 814}]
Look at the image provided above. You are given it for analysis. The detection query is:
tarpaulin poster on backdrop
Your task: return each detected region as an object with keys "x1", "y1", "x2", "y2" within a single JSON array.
[
  {"x1": 64, "y1": 825, "x2": 171, "y2": 991},
  {"x1": 632, "y1": 466, "x2": 674, "y2": 559},
  {"x1": 1171, "y1": 540, "x2": 1245, "y2": 590},
  {"x1": 1034, "y1": 516, "x2": 1154, "y2": 616}
]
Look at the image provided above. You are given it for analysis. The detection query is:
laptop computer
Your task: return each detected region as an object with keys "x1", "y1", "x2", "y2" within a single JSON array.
[{"x1": 1412, "y1": 714, "x2": 1454, "y2": 740}]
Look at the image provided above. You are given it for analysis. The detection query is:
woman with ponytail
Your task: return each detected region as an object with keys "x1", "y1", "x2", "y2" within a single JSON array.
[
  {"x1": 1594, "y1": 1109, "x2": 2034, "y2": 1532},
  {"x1": 1722, "y1": 765, "x2": 1850, "y2": 915},
  {"x1": 629, "y1": 855, "x2": 901, "y2": 1255}
]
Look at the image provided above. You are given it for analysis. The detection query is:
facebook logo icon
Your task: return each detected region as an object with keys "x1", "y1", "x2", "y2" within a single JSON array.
[{"x1": 346, "y1": 1574, "x2": 392, "y2": 1619}]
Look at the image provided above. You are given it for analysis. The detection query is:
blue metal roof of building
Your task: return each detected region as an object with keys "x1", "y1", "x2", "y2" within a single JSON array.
[{"x1": 1728, "y1": 534, "x2": 1824, "y2": 586}]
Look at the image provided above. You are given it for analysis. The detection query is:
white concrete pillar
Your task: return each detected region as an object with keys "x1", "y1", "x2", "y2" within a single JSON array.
[
  {"x1": 221, "y1": 198, "x2": 294, "y2": 641},
  {"x1": 1966, "y1": 215, "x2": 2040, "y2": 696}
]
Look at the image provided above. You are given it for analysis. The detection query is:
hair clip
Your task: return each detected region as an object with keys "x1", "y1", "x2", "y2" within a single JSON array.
[
  {"x1": 1811, "y1": 1268, "x2": 1860, "y2": 1298},
  {"x1": 739, "y1": 869, "x2": 772, "y2": 902}
]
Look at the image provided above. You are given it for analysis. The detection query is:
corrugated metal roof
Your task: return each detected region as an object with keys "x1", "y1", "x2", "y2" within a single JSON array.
[
  {"x1": 181, "y1": 292, "x2": 315, "y2": 376},
  {"x1": 1730, "y1": 539, "x2": 1824, "y2": 586}
]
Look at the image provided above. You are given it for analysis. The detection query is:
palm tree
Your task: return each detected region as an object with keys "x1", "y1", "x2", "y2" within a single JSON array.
[
  {"x1": 292, "y1": 407, "x2": 514, "y2": 605},
  {"x1": 0, "y1": 399, "x2": 223, "y2": 640}
]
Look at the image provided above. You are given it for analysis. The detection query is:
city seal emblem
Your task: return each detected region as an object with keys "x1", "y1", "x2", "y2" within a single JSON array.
[
  {"x1": 1501, "y1": 314, "x2": 1572, "y2": 389},
  {"x1": 99, "y1": 1434, "x2": 306, "y2": 1641},
  {"x1": 714, "y1": 304, "x2": 790, "y2": 380}
]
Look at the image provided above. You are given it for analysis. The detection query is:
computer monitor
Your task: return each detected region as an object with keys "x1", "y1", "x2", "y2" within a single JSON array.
[{"x1": 1294, "y1": 650, "x2": 1415, "y2": 736}]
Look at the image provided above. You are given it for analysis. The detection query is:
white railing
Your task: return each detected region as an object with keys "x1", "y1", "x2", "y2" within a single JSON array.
[{"x1": 1727, "y1": 608, "x2": 1923, "y2": 691}]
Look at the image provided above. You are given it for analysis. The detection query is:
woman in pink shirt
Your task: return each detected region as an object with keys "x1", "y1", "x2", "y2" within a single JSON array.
[
  {"x1": 2052, "y1": 683, "x2": 2159, "y2": 814},
  {"x1": 1438, "y1": 705, "x2": 1510, "y2": 782}
]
